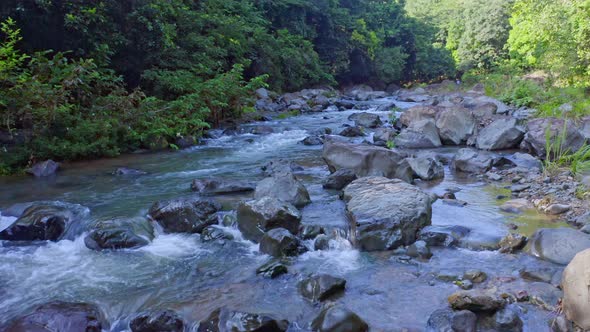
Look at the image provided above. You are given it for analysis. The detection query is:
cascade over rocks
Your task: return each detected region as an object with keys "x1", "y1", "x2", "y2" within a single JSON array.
[
  {"x1": 259, "y1": 228, "x2": 307, "y2": 257},
  {"x1": 85, "y1": 217, "x2": 154, "y2": 250},
  {"x1": 148, "y1": 197, "x2": 220, "y2": 234},
  {"x1": 6, "y1": 301, "x2": 106, "y2": 332},
  {"x1": 323, "y1": 139, "x2": 413, "y2": 182},
  {"x1": 198, "y1": 307, "x2": 288, "y2": 332},
  {"x1": 255, "y1": 172, "x2": 311, "y2": 208},
  {"x1": 342, "y1": 176, "x2": 432, "y2": 251},
  {"x1": 130, "y1": 310, "x2": 185, "y2": 332},
  {"x1": 237, "y1": 197, "x2": 301, "y2": 242}
]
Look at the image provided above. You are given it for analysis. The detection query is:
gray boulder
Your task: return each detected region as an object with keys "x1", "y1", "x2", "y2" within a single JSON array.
[
  {"x1": 527, "y1": 228, "x2": 590, "y2": 265},
  {"x1": 339, "y1": 126, "x2": 365, "y2": 137},
  {"x1": 237, "y1": 197, "x2": 301, "y2": 242},
  {"x1": 148, "y1": 197, "x2": 220, "y2": 234},
  {"x1": 522, "y1": 118, "x2": 585, "y2": 158},
  {"x1": 476, "y1": 117, "x2": 524, "y2": 150},
  {"x1": 323, "y1": 139, "x2": 413, "y2": 182},
  {"x1": 85, "y1": 218, "x2": 154, "y2": 250},
  {"x1": 130, "y1": 311, "x2": 184, "y2": 332},
  {"x1": 255, "y1": 172, "x2": 311, "y2": 208},
  {"x1": 299, "y1": 274, "x2": 346, "y2": 302},
  {"x1": 311, "y1": 305, "x2": 368, "y2": 332},
  {"x1": 343, "y1": 177, "x2": 432, "y2": 251},
  {"x1": 191, "y1": 178, "x2": 255, "y2": 195},
  {"x1": 426, "y1": 308, "x2": 477, "y2": 332},
  {"x1": 26, "y1": 160, "x2": 60, "y2": 177},
  {"x1": 418, "y1": 225, "x2": 471, "y2": 247},
  {"x1": 259, "y1": 228, "x2": 306, "y2": 257},
  {"x1": 198, "y1": 307, "x2": 288, "y2": 332},
  {"x1": 562, "y1": 249, "x2": 590, "y2": 329},
  {"x1": 349, "y1": 112, "x2": 382, "y2": 128},
  {"x1": 406, "y1": 156, "x2": 444, "y2": 181},
  {"x1": 395, "y1": 119, "x2": 442, "y2": 149},
  {"x1": 399, "y1": 106, "x2": 438, "y2": 127},
  {"x1": 452, "y1": 148, "x2": 493, "y2": 174},
  {"x1": 323, "y1": 169, "x2": 357, "y2": 190},
  {"x1": 6, "y1": 302, "x2": 106, "y2": 332},
  {"x1": 372, "y1": 127, "x2": 397, "y2": 146},
  {"x1": 436, "y1": 107, "x2": 476, "y2": 145},
  {"x1": 301, "y1": 136, "x2": 324, "y2": 146}
]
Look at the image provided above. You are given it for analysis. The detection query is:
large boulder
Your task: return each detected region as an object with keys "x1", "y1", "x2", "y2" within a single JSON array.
[
  {"x1": 0, "y1": 202, "x2": 88, "y2": 241},
  {"x1": 522, "y1": 118, "x2": 585, "y2": 158},
  {"x1": 311, "y1": 305, "x2": 368, "y2": 332},
  {"x1": 476, "y1": 117, "x2": 524, "y2": 150},
  {"x1": 323, "y1": 139, "x2": 413, "y2": 182},
  {"x1": 299, "y1": 274, "x2": 346, "y2": 302},
  {"x1": 435, "y1": 107, "x2": 476, "y2": 145},
  {"x1": 562, "y1": 249, "x2": 590, "y2": 329},
  {"x1": 452, "y1": 148, "x2": 493, "y2": 174},
  {"x1": 399, "y1": 106, "x2": 438, "y2": 127},
  {"x1": 527, "y1": 228, "x2": 590, "y2": 265},
  {"x1": 395, "y1": 119, "x2": 442, "y2": 149},
  {"x1": 259, "y1": 228, "x2": 306, "y2": 257},
  {"x1": 339, "y1": 126, "x2": 365, "y2": 137},
  {"x1": 191, "y1": 178, "x2": 255, "y2": 195},
  {"x1": 6, "y1": 302, "x2": 106, "y2": 332},
  {"x1": 406, "y1": 156, "x2": 444, "y2": 181},
  {"x1": 130, "y1": 310, "x2": 184, "y2": 332},
  {"x1": 84, "y1": 218, "x2": 154, "y2": 250},
  {"x1": 148, "y1": 197, "x2": 220, "y2": 234},
  {"x1": 342, "y1": 177, "x2": 432, "y2": 251},
  {"x1": 349, "y1": 112, "x2": 382, "y2": 128},
  {"x1": 198, "y1": 307, "x2": 288, "y2": 332},
  {"x1": 237, "y1": 197, "x2": 301, "y2": 242},
  {"x1": 26, "y1": 160, "x2": 60, "y2": 177},
  {"x1": 255, "y1": 173, "x2": 311, "y2": 208}
]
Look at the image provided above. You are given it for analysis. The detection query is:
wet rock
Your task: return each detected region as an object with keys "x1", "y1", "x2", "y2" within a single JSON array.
[
  {"x1": 300, "y1": 225, "x2": 325, "y2": 240},
  {"x1": 314, "y1": 235, "x2": 331, "y2": 250},
  {"x1": 544, "y1": 204, "x2": 571, "y2": 215},
  {"x1": 562, "y1": 249, "x2": 590, "y2": 329},
  {"x1": 419, "y1": 225, "x2": 471, "y2": 247},
  {"x1": 256, "y1": 259, "x2": 288, "y2": 279},
  {"x1": 26, "y1": 159, "x2": 60, "y2": 177},
  {"x1": 406, "y1": 240, "x2": 432, "y2": 259},
  {"x1": 335, "y1": 100, "x2": 356, "y2": 110},
  {"x1": 522, "y1": 118, "x2": 585, "y2": 157},
  {"x1": 399, "y1": 105, "x2": 438, "y2": 127},
  {"x1": 237, "y1": 197, "x2": 301, "y2": 242},
  {"x1": 85, "y1": 218, "x2": 154, "y2": 250},
  {"x1": 459, "y1": 232, "x2": 503, "y2": 251},
  {"x1": 508, "y1": 152, "x2": 543, "y2": 170},
  {"x1": 372, "y1": 127, "x2": 397, "y2": 146},
  {"x1": 463, "y1": 270, "x2": 488, "y2": 283},
  {"x1": 339, "y1": 126, "x2": 365, "y2": 137},
  {"x1": 299, "y1": 274, "x2": 346, "y2": 302},
  {"x1": 487, "y1": 172, "x2": 503, "y2": 181},
  {"x1": 448, "y1": 290, "x2": 505, "y2": 312},
  {"x1": 201, "y1": 225, "x2": 234, "y2": 242},
  {"x1": 426, "y1": 308, "x2": 477, "y2": 332},
  {"x1": 498, "y1": 233, "x2": 527, "y2": 253},
  {"x1": 456, "y1": 280, "x2": 474, "y2": 290},
  {"x1": 255, "y1": 172, "x2": 311, "y2": 208},
  {"x1": 435, "y1": 107, "x2": 476, "y2": 145},
  {"x1": 261, "y1": 159, "x2": 302, "y2": 176},
  {"x1": 175, "y1": 135, "x2": 198, "y2": 148},
  {"x1": 442, "y1": 199, "x2": 468, "y2": 207},
  {"x1": 493, "y1": 307, "x2": 523, "y2": 332},
  {"x1": 301, "y1": 135, "x2": 324, "y2": 146},
  {"x1": 349, "y1": 112, "x2": 382, "y2": 128},
  {"x1": 259, "y1": 228, "x2": 306, "y2": 257},
  {"x1": 198, "y1": 307, "x2": 288, "y2": 332},
  {"x1": 191, "y1": 178, "x2": 255, "y2": 195},
  {"x1": 6, "y1": 301, "x2": 106, "y2": 332},
  {"x1": 113, "y1": 167, "x2": 147, "y2": 176},
  {"x1": 0, "y1": 202, "x2": 85, "y2": 241},
  {"x1": 343, "y1": 177, "x2": 432, "y2": 251},
  {"x1": 395, "y1": 119, "x2": 442, "y2": 149},
  {"x1": 406, "y1": 156, "x2": 444, "y2": 181},
  {"x1": 519, "y1": 267, "x2": 558, "y2": 283},
  {"x1": 476, "y1": 117, "x2": 524, "y2": 150},
  {"x1": 323, "y1": 169, "x2": 358, "y2": 190},
  {"x1": 435, "y1": 270, "x2": 462, "y2": 282},
  {"x1": 148, "y1": 197, "x2": 220, "y2": 234},
  {"x1": 527, "y1": 228, "x2": 590, "y2": 265},
  {"x1": 130, "y1": 310, "x2": 184, "y2": 332},
  {"x1": 311, "y1": 305, "x2": 368, "y2": 332},
  {"x1": 250, "y1": 125, "x2": 274, "y2": 135},
  {"x1": 452, "y1": 148, "x2": 493, "y2": 174},
  {"x1": 500, "y1": 199, "x2": 534, "y2": 214},
  {"x1": 323, "y1": 139, "x2": 413, "y2": 182}
]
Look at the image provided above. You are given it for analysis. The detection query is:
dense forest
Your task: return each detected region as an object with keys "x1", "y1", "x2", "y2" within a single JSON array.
[{"x1": 0, "y1": 0, "x2": 589, "y2": 173}]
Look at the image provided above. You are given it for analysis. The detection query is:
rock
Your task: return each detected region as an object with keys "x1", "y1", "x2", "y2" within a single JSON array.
[
  {"x1": 323, "y1": 169, "x2": 358, "y2": 190},
  {"x1": 476, "y1": 117, "x2": 524, "y2": 150},
  {"x1": 448, "y1": 290, "x2": 505, "y2": 312},
  {"x1": 299, "y1": 274, "x2": 346, "y2": 302},
  {"x1": 302, "y1": 136, "x2": 324, "y2": 146},
  {"x1": 175, "y1": 135, "x2": 198, "y2": 148},
  {"x1": 198, "y1": 307, "x2": 288, "y2": 332},
  {"x1": 500, "y1": 199, "x2": 534, "y2": 214},
  {"x1": 510, "y1": 184, "x2": 530, "y2": 193},
  {"x1": 395, "y1": 119, "x2": 442, "y2": 149},
  {"x1": 494, "y1": 307, "x2": 523, "y2": 332},
  {"x1": 6, "y1": 302, "x2": 106, "y2": 332},
  {"x1": 419, "y1": 225, "x2": 471, "y2": 247},
  {"x1": 314, "y1": 235, "x2": 331, "y2": 250},
  {"x1": 26, "y1": 160, "x2": 60, "y2": 177},
  {"x1": 130, "y1": 311, "x2": 184, "y2": 332},
  {"x1": 191, "y1": 178, "x2": 255, "y2": 195},
  {"x1": 259, "y1": 228, "x2": 306, "y2": 257},
  {"x1": 562, "y1": 249, "x2": 590, "y2": 329},
  {"x1": 261, "y1": 159, "x2": 302, "y2": 176},
  {"x1": 256, "y1": 88, "x2": 271, "y2": 99},
  {"x1": 349, "y1": 112, "x2": 382, "y2": 128},
  {"x1": 250, "y1": 125, "x2": 274, "y2": 135},
  {"x1": 237, "y1": 197, "x2": 301, "y2": 242},
  {"x1": 311, "y1": 305, "x2": 368, "y2": 332},
  {"x1": 255, "y1": 172, "x2": 311, "y2": 208},
  {"x1": 323, "y1": 139, "x2": 413, "y2": 182},
  {"x1": 452, "y1": 148, "x2": 493, "y2": 174},
  {"x1": 426, "y1": 308, "x2": 477, "y2": 332},
  {"x1": 342, "y1": 177, "x2": 432, "y2": 251},
  {"x1": 487, "y1": 172, "x2": 503, "y2": 181},
  {"x1": 406, "y1": 156, "x2": 444, "y2": 181},
  {"x1": 372, "y1": 127, "x2": 397, "y2": 146},
  {"x1": 527, "y1": 228, "x2": 590, "y2": 265},
  {"x1": 148, "y1": 197, "x2": 220, "y2": 234},
  {"x1": 85, "y1": 218, "x2": 154, "y2": 250},
  {"x1": 508, "y1": 153, "x2": 543, "y2": 170},
  {"x1": 545, "y1": 204, "x2": 571, "y2": 215},
  {"x1": 519, "y1": 267, "x2": 558, "y2": 283},
  {"x1": 201, "y1": 226, "x2": 234, "y2": 242},
  {"x1": 456, "y1": 279, "x2": 474, "y2": 290},
  {"x1": 339, "y1": 126, "x2": 365, "y2": 137},
  {"x1": 406, "y1": 240, "x2": 432, "y2": 259},
  {"x1": 399, "y1": 106, "x2": 438, "y2": 127},
  {"x1": 256, "y1": 259, "x2": 288, "y2": 279},
  {"x1": 463, "y1": 270, "x2": 488, "y2": 283},
  {"x1": 435, "y1": 107, "x2": 476, "y2": 145},
  {"x1": 335, "y1": 100, "x2": 356, "y2": 110},
  {"x1": 499, "y1": 233, "x2": 527, "y2": 253},
  {"x1": 113, "y1": 167, "x2": 147, "y2": 176},
  {"x1": 522, "y1": 118, "x2": 585, "y2": 158},
  {"x1": 442, "y1": 199, "x2": 468, "y2": 207},
  {"x1": 0, "y1": 202, "x2": 85, "y2": 241}
]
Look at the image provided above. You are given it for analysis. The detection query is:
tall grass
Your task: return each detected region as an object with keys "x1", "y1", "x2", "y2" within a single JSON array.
[{"x1": 543, "y1": 123, "x2": 590, "y2": 176}]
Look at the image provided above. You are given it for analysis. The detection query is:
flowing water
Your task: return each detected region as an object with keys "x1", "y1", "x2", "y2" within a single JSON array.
[{"x1": 0, "y1": 97, "x2": 568, "y2": 331}]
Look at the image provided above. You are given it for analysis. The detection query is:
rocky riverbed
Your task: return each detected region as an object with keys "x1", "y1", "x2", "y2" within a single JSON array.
[{"x1": 1, "y1": 82, "x2": 590, "y2": 331}]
